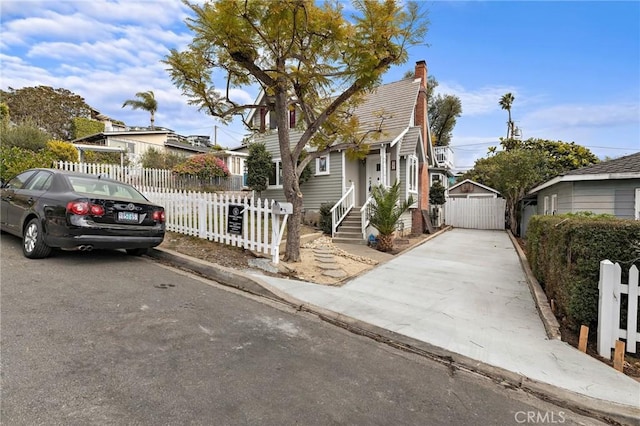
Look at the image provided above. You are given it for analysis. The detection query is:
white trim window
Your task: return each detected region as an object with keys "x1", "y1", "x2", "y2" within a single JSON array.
[
  {"x1": 268, "y1": 159, "x2": 283, "y2": 188},
  {"x1": 408, "y1": 155, "x2": 418, "y2": 194},
  {"x1": 551, "y1": 194, "x2": 558, "y2": 215},
  {"x1": 315, "y1": 155, "x2": 330, "y2": 176},
  {"x1": 543, "y1": 196, "x2": 549, "y2": 215}
]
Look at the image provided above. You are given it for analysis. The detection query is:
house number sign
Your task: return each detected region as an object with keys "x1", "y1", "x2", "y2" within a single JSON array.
[{"x1": 227, "y1": 204, "x2": 245, "y2": 235}]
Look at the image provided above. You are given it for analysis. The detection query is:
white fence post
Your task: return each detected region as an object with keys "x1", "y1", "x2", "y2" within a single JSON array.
[
  {"x1": 597, "y1": 260, "x2": 617, "y2": 359},
  {"x1": 626, "y1": 265, "x2": 639, "y2": 353},
  {"x1": 597, "y1": 260, "x2": 640, "y2": 359}
]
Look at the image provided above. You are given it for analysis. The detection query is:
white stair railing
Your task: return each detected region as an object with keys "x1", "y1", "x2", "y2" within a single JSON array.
[
  {"x1": 330, "y1": 183, "x2": 355, "y2": 237},
  {"x1": 360, "y1": 194, "x2": 374, "y2": 240}
]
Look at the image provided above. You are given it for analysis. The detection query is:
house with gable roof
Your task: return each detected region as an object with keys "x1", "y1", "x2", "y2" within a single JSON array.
[
  {"x1": 245, "y1": 60, "x2": 435, "y2": 242},
  {"x1": 528, "y1": 151, "x2": 640, "y2": 219}
]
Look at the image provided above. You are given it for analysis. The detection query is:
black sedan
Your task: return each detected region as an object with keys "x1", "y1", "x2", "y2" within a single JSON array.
[{"x1": 0, "y1": 168, "x2": 165, "y2": 258}]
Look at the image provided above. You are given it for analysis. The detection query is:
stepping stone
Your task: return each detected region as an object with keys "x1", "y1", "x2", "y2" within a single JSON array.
[
  {"x1": 322, "y1": 269, "x2": 347, "y2": 278},
  {"x1": 315, "y1": 257, "x2": 335, "y2": 264},
  {"x1": 313, "y1": 248, "x2": 333, "y2": 255},
  {"x1": 317, "y1": 263, "x2": 341, "y2": 270},
  {"x1": 314, "y1": 253, "x2": 334, "y2": 260}
]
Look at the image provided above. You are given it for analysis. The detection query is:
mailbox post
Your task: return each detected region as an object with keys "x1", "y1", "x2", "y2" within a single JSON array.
[{"x1": 271, "y1": 201, "x2": 293, "y2": 264}]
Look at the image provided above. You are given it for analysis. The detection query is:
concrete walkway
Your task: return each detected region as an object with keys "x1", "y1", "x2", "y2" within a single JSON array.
[{"x1": 254, "y1": 229, "x2": 639, "y2": 421}]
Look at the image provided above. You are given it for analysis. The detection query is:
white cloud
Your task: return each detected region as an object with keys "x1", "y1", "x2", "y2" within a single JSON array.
[{"x1": 435, "y1": 82, "x2": 520, "y2": 116}]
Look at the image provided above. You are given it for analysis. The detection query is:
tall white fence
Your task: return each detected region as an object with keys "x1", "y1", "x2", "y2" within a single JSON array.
[
  {"x1": 598, "y1": 260, "x2": 639, "y2": 359},
  {"x1": 142, "y1": 188, "x2": 287, "y2": 264},
  {"x1": 444, "y1": 197, "x2": 506, "y2": 230},
  {"x1": 54, "y1": 161, "x2": 244, "y2": 191}
]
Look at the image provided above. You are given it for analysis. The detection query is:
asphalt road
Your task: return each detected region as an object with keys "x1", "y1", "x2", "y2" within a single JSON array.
[{"x1": 0, "y1": 234, "x2": 604, "y2": 425}]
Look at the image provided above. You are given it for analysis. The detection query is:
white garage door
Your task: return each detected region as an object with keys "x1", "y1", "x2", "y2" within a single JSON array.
[{"x1": 444, "y1": 197, "x2": 506, "y2": 230}]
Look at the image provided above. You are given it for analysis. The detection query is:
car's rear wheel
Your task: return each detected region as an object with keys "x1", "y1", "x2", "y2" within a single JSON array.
[
  {"x1": 126, "y1": 248, "x2": 147, "y2": 256},
  {"x1": 23, "y1": 218, "x2": 52, "y2": 259}
]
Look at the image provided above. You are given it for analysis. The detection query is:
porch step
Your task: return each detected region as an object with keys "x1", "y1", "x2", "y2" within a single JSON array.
[
  {"x1": 333, "y1": 206, "x2": 367, "y2": 245},
  {"x1": 332, "y1": 236, "x2": 368, "y2": 245}
]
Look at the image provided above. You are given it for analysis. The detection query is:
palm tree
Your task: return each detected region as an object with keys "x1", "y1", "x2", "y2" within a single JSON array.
[
  {"x1": 368, "y1": 181, "x2": 413, "y2": 252},
  {"x1": 122, "y1": 91, "x2": 158, "y2": 129},
  {"x1": 499, "y1": 92, "x2": 515, "y2": 139}
]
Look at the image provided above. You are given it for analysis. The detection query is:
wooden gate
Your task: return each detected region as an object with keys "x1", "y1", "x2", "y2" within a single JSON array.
[{"x1": 444, "y1": 197, "x2": 506, "y2": 230}]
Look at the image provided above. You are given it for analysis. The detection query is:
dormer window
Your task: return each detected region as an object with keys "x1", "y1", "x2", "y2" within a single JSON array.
[{"x1": 289, "y1": 104, "x2": 296, "y2": 128}]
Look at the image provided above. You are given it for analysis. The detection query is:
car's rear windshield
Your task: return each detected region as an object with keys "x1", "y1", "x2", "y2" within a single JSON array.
[{"x1": 67, "y1": 176, "x2": 149, "y2": 202}]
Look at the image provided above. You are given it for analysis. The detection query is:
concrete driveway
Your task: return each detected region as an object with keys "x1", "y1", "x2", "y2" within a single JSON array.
[{"x1": 257, "y1": 229, "x2": 640, "y2": 418}]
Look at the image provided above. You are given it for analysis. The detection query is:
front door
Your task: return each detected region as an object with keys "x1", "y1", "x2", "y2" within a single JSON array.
[{"x1": 366, "y1": 154, "x2": 381, "y2": 195}]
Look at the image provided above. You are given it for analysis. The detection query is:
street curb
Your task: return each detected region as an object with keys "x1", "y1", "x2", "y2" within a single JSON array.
[
  {"x1": 147, "y1": 242, "x2": 638, "y2": 425},
  {"x1": 506, "y1": 230, "x2": 562, "y2": 340}
]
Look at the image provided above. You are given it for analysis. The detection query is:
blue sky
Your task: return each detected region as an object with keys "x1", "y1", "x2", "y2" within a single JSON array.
[{"x1": 1, "y1": 0, "x2": 638, "y2": 171}]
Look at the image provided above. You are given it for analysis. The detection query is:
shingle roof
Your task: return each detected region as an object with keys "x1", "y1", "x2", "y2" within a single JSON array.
[
  {"x1": 564, "y1": 151, "x2": 640, "y2": 175},
  {"x1": 528, "y1": 151, "x2": 640, "y2": 194},
  {"x1": 352, "y1": 78, "x2": 420, "y2": 132},
  {"x1": 399, "y1": 127, "x2": 421, "y2": 157}
]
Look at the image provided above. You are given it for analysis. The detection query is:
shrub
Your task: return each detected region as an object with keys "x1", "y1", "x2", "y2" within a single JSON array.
[
  {"x1": 46, "y1": 140, "x2": 78, "y2": 162},
  {"x1": 141, "y1": 147, "x2": 184, "y2": 169},
  {"x1": 526, "y1": 215, "x2": 640, "y2": 330},
  {"x1": 84, "y1": 150, "x2": 129, "y2": 166},
  {"x1": 0, "y1": 145, "x2": 55, "y2": 181},
  {"x1": 319, "y1": 201, "x2": 335, "y2": 235},
  {"x1": 246, "y1": 143, "x2": 272, "y2": 194},
  {"x1": 173, "y1": 154, "x2": 229, "y2": 180},
  {"x1": 1, "y1": 121, "x2": 50, "y2": 151},
  {"x1": 71, "y1": 117, "x2": 104, "y2": 139}
]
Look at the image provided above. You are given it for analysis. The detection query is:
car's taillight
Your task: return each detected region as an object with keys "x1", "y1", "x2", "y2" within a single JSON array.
[
  {"x1": 152, "y1": 210, "x2": 165, "y2": 223},
  {"x1": 90, "y1": 204, "x2": 105, "y2": 216},
  {"x1": 67, "y1": 201, "x2": 89, "y2": 215},
  {"x1": 67, "y1": 201, "x2": 104, "y2": 216}
]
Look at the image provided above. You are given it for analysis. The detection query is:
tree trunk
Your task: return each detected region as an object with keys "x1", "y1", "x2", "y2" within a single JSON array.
[
  {"x1": 274, "y1": 81, "x2": 303, "y2": 262},
  {"x1": 507, "y1": 199, "x2": 518, "y2": 235},
  {"x1": 284, "y1": 192, "x2": 303, "y2": 262},
  {"x1": 377, "y1": 233, "x2": 394, "y2": 252}
]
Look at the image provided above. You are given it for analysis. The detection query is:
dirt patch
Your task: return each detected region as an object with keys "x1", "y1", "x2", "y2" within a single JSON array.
[{"x1": 158, "y1": 227, "x2": 431, "y2": 287}]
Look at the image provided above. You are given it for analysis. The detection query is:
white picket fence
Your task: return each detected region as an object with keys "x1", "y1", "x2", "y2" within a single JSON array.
[
  {"x1": 444, "y1": 197, "x2": 506, "y2": 230},
  {"x1": 54, "y1": 161, "x2": 244, "y2": 191},
  {"x1": 142, "y1": 188, "x2": 287, "y2": 264},
  {"x1": 598, "y1": 260, "x2": 639, "y2": 359}
]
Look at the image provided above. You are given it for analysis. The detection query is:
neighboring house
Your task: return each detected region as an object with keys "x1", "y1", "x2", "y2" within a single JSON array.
[
  {"x1": 73, "y1": 127, "x2": 212, "y2": 165},
  {"x1": 245, "y1": 60, "x2": 434, "y2": 240},
  {"x1": 448, "y1": 179, "x2": 501, "y2": 199},
  {"x1": 430, "y1": 145, "x2": 456, "y2": 194},
  {"x1": 528, "y1": 151, "x2": 640, "y2": 220},
  {"x1": 215, "y1": 149, "x2": 249, "y2": 188}
]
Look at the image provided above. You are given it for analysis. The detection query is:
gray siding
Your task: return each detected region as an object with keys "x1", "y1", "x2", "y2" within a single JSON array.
[
  {"x1": 299, "y1": 151, "x2": 343, "y2": 210},
  {"x1": 536, "y1": 181, "x2": 573, "y2": 215},
  {"x1": 614, "y1": 187, "x2": 636, "y2": 218},
  {"x1": 399, "y1": 159, "x2": 407, "y2": 202},
  {"x1": 262, "y1": 150, "x2": 343, "y2": 212},
  {"x1": 535, "y1": 179, "x2": 640, "y2": 219}
]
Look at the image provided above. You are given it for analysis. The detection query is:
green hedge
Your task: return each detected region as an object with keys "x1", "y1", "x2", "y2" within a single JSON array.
[
  {"x1": 72, "y1": 117, "x2": 104, "y2": 139},
  {"x1": 526, "y1": 215, "x2": 640, "y2": 331}
]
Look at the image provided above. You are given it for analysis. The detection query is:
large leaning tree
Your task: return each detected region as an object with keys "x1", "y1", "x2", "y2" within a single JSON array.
[{"x1": 164, "y1": 0, "x2": 428, "y2": 261}]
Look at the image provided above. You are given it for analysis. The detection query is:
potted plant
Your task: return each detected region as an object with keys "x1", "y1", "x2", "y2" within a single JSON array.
[{"x1": 368, "y1": 181, "x2": 413, "y2": 252}]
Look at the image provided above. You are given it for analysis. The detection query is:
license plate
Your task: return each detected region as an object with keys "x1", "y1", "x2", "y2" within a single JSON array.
[{"x1": 117, "y1": 211, "x2": 139, "y2": 222}]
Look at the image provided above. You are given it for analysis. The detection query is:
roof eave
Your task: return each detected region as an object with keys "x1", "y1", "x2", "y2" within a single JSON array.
[{"x1": 528, "y1": 172, "x2": 640, "y2": 195}]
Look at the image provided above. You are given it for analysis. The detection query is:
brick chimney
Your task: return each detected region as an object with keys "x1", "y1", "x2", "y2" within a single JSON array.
[
  {"x1": 414, "y1": 60, "x2": 428, "y2": 156},
  {"x1": 412, "y1": 60, "x2": 430, "y2": 233}
]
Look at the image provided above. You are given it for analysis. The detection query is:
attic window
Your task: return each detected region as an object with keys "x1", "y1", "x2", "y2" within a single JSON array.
[{"x1": 289, "y1": 105, "x2": 296, "y2": 128}]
